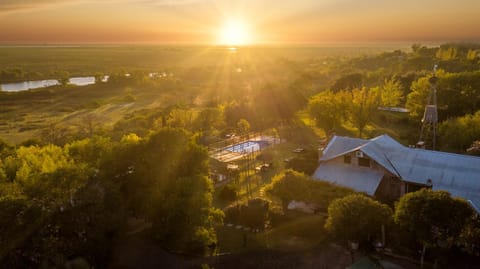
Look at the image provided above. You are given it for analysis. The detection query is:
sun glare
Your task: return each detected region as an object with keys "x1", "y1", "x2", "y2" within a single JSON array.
[{"x1": 218, "y1": 20, "x2": 251, "y2": 46}]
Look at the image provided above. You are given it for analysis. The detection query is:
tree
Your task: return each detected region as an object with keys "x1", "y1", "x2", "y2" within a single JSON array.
[
  {"x1": 406, "y1": 76, "x2": 431, "y2": 120},
  {"x1": 466, "y1": 49, "x2": 478, "y2": 61},
  {"x1": 284, "y1": 149, "x2": 318, "y2": 175},
  {"x1": 348, "y1": 87, "x2": 380, "y2": 137},
  {"x1": 109, "y1": 128, "x2": 224, "y2": 254},
  {"x1": 224, "y1": 198, "x2": 270, "y2": 229},
  {"x1": 331, "y1": 73, "x2": 363, "y2": 92},
  {"x1": 218, "y1": 184, "x2": 238, "y2": 202},
  {"x1": 94, "y1": 73, "x2": 105, "y2": 84},
  {"x1": 436, "y1": 46, "x2": 457, "y2": 61},
  {"x1": 167, "y1": 108, "x2": 195, "y2": 129},
  {"x1": 254, "y1": 83, "x2": 307, "y2": 126},
  {"x1": 224, "y1": 102, "x2": 254, "y2": 129},
  {"x1": 458, "y1": 214, "x2": 480, "y2": 256},
  {"x1": 264, "y1": 170, "x2": 311, "y2": 209},
  {"x1": 236, "y1": 118, "x2": 250, "y2": 135},
  {"x1": 438, "y1": 111, "x2": 480, "y2": 152},
  {"x1": 57, "y1": 71, "x2": 70, "y2": 86},
  {"x1": 394, "y1": 189, "x2": 474, "y2": 266},
  {"x1": 194, "y1": 107, "x2": 224, "y2": 133},
  {"x1": 308, "y1": 90, "x2": 347, "y2": 131},
  {"x1": 380, "y1": 78, "x2": 404, "y2": 107},
  {"x1": 40, "y1": 122, "x2": 73, "y2": 146},
  {"x1": 74, "y1": 114, "x2": 105, "y2": 138},
  {"x1": 0, "y1": 143, "x2": 103, "y2": 267},
  {"x1": 437, "y1": 71, "x2": 480, "y2": 118},
  {"x1": 325, "y1": 194, "x2": 392, "y2": 249},
  {"x1": 66, "y1": 136, "x2": 114, "y2": 167}
]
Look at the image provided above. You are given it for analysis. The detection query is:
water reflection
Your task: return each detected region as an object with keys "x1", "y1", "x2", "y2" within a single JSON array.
[
  {"x1": 0, "y1": 79, "x2": 60, "y2": 92},
  {"x1": 0, "y1": 73, "x2": 169, "y2": 92},
  {"x1": 0, "y1": 75, "x2": 109, "y2": 92}
]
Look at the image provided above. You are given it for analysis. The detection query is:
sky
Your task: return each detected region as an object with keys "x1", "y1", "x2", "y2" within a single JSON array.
[{"x1": 0, "y1": 0, "x2": 479, "y2": 45}]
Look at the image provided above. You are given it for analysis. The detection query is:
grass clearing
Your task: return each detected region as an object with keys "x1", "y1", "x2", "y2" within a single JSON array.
[
  {"x1": 216, "y1": 213, "x2": 327, "y2": 253},
  {"x1": 266, "y1": 214, "x2": 327, "y2": 251}
]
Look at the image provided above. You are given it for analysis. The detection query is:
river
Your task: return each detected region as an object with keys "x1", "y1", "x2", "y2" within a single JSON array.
[{"x1": 0, "y1": 76, "x2": 109, "y2": 92}]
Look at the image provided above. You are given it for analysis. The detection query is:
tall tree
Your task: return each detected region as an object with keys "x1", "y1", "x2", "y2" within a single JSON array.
[
  {"x1": 406, "y1": 76, "x2": 432, "y2": 121},
  {"x1": 348, "y1": 87, "x2": 380, "y2": 137},
  {"x1": 107, "y1": 128, "x2": 224, "y2": 254},
  {"x1": 381, "y1": 78, "x2": 404, "y2": 107},
  {"x1": 438, "y1": 111, "x2": 480, "y2": 152},
  {"x1": 236, "y1": 118, "x2": 250, "y2": 135},
  {"x1": 308, "y1": 90, "x2": 347, "y2": 132},
  {"x1": 194, "y1": 107, "x2": 224, "y2": 133}
]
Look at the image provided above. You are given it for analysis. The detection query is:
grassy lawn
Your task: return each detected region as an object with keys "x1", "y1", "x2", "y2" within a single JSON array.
[
  {"x1": 216, "y1": 213, "x2": 327, "y2": 254},
  {"x1": 265, "y1": 214, "x2": 327, "y2": 251},
  {"x1": 297, "y1": 110, "x2": 326, "y2": 139}
]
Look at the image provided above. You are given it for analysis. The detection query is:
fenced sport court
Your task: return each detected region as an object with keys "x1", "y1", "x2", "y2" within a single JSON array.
[{"x1": 209, "y1": 134, "x2": 281, "y2": 162}]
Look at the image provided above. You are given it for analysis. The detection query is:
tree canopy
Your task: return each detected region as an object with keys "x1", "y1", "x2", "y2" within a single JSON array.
[
  {"x1": 394, "y1": 189, "x2": 474, "y2": 248},
  {"x1": 325, "y1": 194, "x2": 392, "y2": 247}
]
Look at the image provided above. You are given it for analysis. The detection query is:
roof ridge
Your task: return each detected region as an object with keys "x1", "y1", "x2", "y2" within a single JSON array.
[
  {"x1": 320, "y1": 135, "x2": 369, "y2": 161},
  {"x1": 411, "y1": 147, "x2": 480, "y2": 161}
]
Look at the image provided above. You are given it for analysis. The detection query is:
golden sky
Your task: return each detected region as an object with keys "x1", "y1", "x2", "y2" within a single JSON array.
[{"x1": 0, "y1": 0, "x2": 479, "y2": 44}]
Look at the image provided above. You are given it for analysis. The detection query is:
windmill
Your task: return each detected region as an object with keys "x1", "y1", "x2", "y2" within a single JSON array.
[{"x1": 417, "y1": 65, "x2": 438, "y2": 150}]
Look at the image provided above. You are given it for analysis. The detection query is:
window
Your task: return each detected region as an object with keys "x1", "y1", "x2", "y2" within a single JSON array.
[
  {"x1": 358, "y1": 157, "x2": 370, "y2": 167},
  {"x1": 344, "y1": 155, "x2": 351, "y2": 164}
]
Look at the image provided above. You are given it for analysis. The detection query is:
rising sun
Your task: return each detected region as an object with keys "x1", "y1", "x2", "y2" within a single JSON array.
[{"x1": 218, "y1": 20, "x2": 251, "y2": 46}]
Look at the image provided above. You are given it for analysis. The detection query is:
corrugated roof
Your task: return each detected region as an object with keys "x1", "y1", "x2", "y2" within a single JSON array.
[
  {"x1": 318, "y1": 134, "x2": 480, "y2": 213},
  {"x1": 391, "y1": 148, "x2": 480, "y2": 187},
  {"x1": 320, "y1": 136, "x2": 368, "y2": 161},
  {"x1": 313, "y1": 162, "x2": 384, "y2": 195},
  {"x1": 359, "y1": 135, "x2": 405, "y2": 177}
]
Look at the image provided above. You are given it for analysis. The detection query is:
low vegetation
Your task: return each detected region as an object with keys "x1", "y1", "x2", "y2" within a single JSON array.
[{"x1": 264, "y1": 169, "x2": 353, "y2": 210}]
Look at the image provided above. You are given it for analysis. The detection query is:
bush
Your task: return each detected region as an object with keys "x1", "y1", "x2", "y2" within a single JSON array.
[
  {"x1": 264, "y1": 169, "x2": 353, "y2": 210},
  {"x1": 244, "y1": 198, "x2": 269, "y2": 229},
  {"x1": 268, "y1": 206, "x2": 295, "y2": 227},
  {"x1": 218, "y1": 184, "x2": 238, "y2": 202},
  {"x1": 284, "y1": 150, "x2": 318, "y2": 175},
  {"x1": 224, "y1": 203, "x2": 242, "y2": 224},
  {"x1": 224, "y1": 198, "x2": 270, "y2": 229}
]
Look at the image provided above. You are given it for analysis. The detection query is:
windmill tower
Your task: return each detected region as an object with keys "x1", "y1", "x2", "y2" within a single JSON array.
[{"x1": 417, "y1": 65, "x2": 438, "y2": 150}]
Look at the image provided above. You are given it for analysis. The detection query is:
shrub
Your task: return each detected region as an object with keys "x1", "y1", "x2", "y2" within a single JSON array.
[
  {"x1": 218, "y1": 184, "x2": 238, "y2": 202},
  {"x1": 224, "y1": 198, "x2": 270, "y2": 229},
  {"x1": 284, "y1": 149, "x2": 318, "y2": 175},
  {"x1": 264, "y1": 169, "x2": 353, "y2": 210}
]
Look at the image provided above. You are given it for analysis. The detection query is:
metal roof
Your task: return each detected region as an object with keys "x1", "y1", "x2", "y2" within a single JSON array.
[
  {"x1": 313, "y1": 162, "x2": 384, "y2": 196},
  {"x1": 319, "y1": 134, "x2": 480, "y2": 212},
  {"x1": 359, "y1": 135, "x2": 405, "y2": 177},
  {"x1": 320, "y1": 136, "x2": 368, "y2": 161}
]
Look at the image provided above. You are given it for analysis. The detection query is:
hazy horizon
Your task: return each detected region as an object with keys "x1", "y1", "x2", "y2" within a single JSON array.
[{"x1": 1, "y1": 0, "x2": 479, "y2": 45}]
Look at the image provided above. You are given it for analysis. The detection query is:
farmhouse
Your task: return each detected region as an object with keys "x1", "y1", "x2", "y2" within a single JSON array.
[{"x1": 313, "y1": 134, "x2": 480, "y2": 213}]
